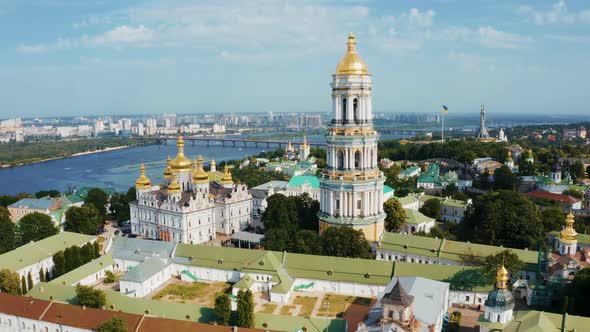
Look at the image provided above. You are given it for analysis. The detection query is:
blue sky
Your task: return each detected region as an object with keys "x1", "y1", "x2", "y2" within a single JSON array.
[{"x1": 1, "y1": 0, "x2": 590, "y2": 118}]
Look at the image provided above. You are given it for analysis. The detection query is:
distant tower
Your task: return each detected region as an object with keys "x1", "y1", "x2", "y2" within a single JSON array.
[
  {"x1": 300, "y1": 135, "x2": 311, "y2": 160},
  {"x1": 220, "y1": 165, "x2": 234, "y2": 189},
  {"x1": 484, "y1": 265, "x2": 514, "y2": 324},
  {"x1": 550, "y1": 155, "x2": 561, "y2": 183},
  {"x1": 505, "y1": 150, "x2": 514, "y2": 170},
  {"x1": 477, "y1": 105, "x2": 490, "y2": 139},
  {"x1": 318, "y1": 33, "x2": 385, "y2": 242},
  {"x1": 555, "y1": 210, "x2": 578, "y2": 256},
  {"x1": 135, "y1": 163, "x2": 151, "y2": 199}
]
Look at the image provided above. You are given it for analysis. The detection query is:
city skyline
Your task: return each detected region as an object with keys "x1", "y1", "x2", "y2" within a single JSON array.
[{"x1": 2, "y1": 0, "x2": 590, "y2": 118}]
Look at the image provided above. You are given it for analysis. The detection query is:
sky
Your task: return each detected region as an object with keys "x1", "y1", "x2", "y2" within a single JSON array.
[{"x1": 1, "y1": 0, "x2": 590, "y2": 118}]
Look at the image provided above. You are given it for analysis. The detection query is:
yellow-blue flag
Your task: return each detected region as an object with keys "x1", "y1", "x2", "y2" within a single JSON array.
[{"x1": 442, "y1": 105, "x2": 448, "y2": 114}]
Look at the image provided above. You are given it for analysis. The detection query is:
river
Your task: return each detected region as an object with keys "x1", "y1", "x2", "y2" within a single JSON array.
[{"x1": 0, "y1": 133, "x2": 411, "y2": 195}]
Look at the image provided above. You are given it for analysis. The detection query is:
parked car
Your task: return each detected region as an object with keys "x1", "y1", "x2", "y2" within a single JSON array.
[{"x1": 114, "y1": 230, "x2": 120, "y2": 235}]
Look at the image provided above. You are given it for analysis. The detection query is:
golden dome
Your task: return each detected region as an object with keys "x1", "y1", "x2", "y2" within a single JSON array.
[
  {"x1": 167, "y1": 173, "x2": 181, "y2": 194},
  {"x1": 210, "y1": 159, "x2": 216, "y2": 166},
  {"x1": 496, "y1": 264, "x2": 509, "y2": 289},
  {"x1": 335, "y1": 33, "x2": 369, "y2": 75},
  {"x1": 560, "y1": 210, "x2": 578, "y2": 244},
  {"x1": 220, "y1": 165, "x2": 233, "y2": 185},
  {"x1": 135, "y1": 163, "x2": 151, "y2": 190},
  {"x1": 163, "y1": 155, "x2": 173, "y2": 179},
  {"x1": 170, "y1": 136, "x2": 192, "y2": 172},
  {"x1": 192, "y1": 157, "x2": 209, "y2": 184}
]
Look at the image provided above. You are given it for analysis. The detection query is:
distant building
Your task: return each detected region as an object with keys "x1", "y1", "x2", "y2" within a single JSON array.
[
  {"x1": 398, "y1": 166, "x2": 421, "y2": 179},
  {"x1": 525, "y1": 190, "x2": 582, "y2": 212},
  {"x1": 401, "y1": 209, "x2": 435, "y2": 234},
  {"x1": 7, "y1": 197, "x2": 61, "y2": 223}
]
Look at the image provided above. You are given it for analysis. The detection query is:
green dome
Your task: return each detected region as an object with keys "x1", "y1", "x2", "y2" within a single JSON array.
[{"x1": 485, "y1": 288, "x2": 514, "y2": 310}]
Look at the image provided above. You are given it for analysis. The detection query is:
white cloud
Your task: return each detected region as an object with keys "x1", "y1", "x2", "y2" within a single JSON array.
[
  {"x1": 517, "y1": 1, "x2": 590, "y2": 25},
  {"x1": 407, "y1": 8, "x2": 435, "y2": 28},
  {"x1": 478, "y1": 26, "x2": 531, "y2": 49},
  {"x1": 87, "y1": 25, "x2": 153, "y2": 47}
]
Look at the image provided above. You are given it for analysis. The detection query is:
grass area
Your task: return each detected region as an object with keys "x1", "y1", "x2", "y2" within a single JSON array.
[
  {"x1": 153, "y1": 282, "x2": 207, "y2": 300},
  {"x1": 316, "y1": 294, "x2": 371, "y2": 317},
  {"x1": 280, "y1": 305, "x2": 296, "y2": 315},
  {"x1": 293, "y1": 296, "x2": 318, "y2": 317},
  {"x1": 259, "y1": 303, "x2": 278, "y2": 314}
]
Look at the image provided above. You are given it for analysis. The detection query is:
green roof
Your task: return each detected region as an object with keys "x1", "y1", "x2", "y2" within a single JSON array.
[
  {"x1": 50, "y1": 255, "x2": 114, "y2": 286},
  {"x1": 383, "y1": 185, "x2": 395, "y2": 194},
  {"x1": 173, "y1": 244, "x2": 395, "y2": 286},
  {"x1": 120, "y1": 257, "x2": 171, "y2": 283},
  {"x1": 64, "y1": 194, "x2": 84, "y2": 204},
  {"x1": 404, "y1": 209, "x2": 434, "y2": 225},
  {"x1": 442, "y1": 198, "x2": 469, "y2": 208},
  {"x1": 398, "y1": 195, "x2": 419, "y2": 206},
  {"x1": 400, "y1": 166, "x2": 420, "y2": 176},
  {"x1": 74, "y1": 187, "x2": 115, "y2": 199},
  {"x1": 478, "y1": 310, "x2": 590, "y2": 332},
  {"x1": 233, "y1": 274, "x2": 255, "y2": 290},
  {"x1": 287, "y1": 175, "x2": 320, "y2": 189},
  {"x1": 0, "y1": 232, "x2": 95, "y2": 272},
  {"x1": 378, "y1": 232, "x2": 539, "y2": 271},
  {"x1": 27, "y1": 283, "x2": 346, "y2": 332},
  {"x1": 394, "y1": 261, "x2": 492, "y2": 292}
]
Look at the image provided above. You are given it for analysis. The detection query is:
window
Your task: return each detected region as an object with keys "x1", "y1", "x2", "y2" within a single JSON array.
[
  {"x1": 342, "y1": 98, "x2": 347, "y2": 121},
  {"x1": 353, "y1": 98, "x2": 359, "y2": 122},
  {"x1": 466, "y1": 296, "x2": 470, "y2": 301},
  {"x1": 337, "y1": 150, "x2": 344, "y2": 170}
]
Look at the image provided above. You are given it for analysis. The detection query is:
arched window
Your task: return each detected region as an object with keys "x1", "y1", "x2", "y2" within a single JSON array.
[
  {"x1": 341, "y1": 98, "x2": 347, "y2": 122},
  {"x1": 354, "y1": 150, "x2": 361, "y2": 170},
  {"x1": 337, "y1": 150, "x2": 344, "y2": 170},
  {"x1": 353, "y1": 98, "x2": 359, "y2": 122}
]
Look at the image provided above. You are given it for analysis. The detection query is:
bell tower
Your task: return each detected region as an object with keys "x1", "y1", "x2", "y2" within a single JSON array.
[{"x1": 318, "y1": 33, "x2": 385, "y2": 242}]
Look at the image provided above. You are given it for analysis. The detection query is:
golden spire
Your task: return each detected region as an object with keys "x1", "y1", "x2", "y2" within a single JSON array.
[
  {"x1": 135, "y1": 163, "x2": 151, "y2": 190},
  {"x1": 192, "y1": 157, "x2": 209, "y2": 184},
  {"x1": 496, "y1": 264, "x2": 509, "y2": 289},
  {"x1": 302, "y1": 135, "x2": 308, "y2": 148},
  {"x1": 167, "y1": 172, "x2": 181, "y2": 194},
  {"x1": 220, "y1": 165, "x2": 233, "y2": 185},
  {"x1": 560, "y1": 210, "x2": 578, "y2": 244},
  {"x1": 170, "y1": 136, "x2": 192, "y2": 172},
  {"x1": 336, "y1": 32, "x2": 369, "y2": 75},
  {"x1": 209, "y1": 159, "x2": 217, "y2": 173},
  {"x1": 163, "y1": 155, "x2": 173, "y2": 179}
]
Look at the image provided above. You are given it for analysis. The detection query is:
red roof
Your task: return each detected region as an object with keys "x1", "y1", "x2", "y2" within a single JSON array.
[{"x1": 526, "y1": 190, "x2": 581, "y2": 204}]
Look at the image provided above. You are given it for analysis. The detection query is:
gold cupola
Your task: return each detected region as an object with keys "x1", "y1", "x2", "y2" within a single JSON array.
[
  {"x1": 163, "y1": 155, "x2": 173, "y2": 180},
  {"x1": 192, "y1": 156, "x2": 209, "y2": 184},
  {"x1": 335, "y1": 33, "x2": 369, "y2": 75},
  {"x1": 170, "y1": 136, "x2": 192, "y2": 173},
  {"x1": 209, "y1": 159, "x2": 217, "y2": 172},
  {"x1": 167, "y1": 173, "x2": 181, "y2": 194},
  {"x1": 135, "y1": 163, "x2": 151, "y2": 190},
  {"x1": 220, "y1": 165, "x2": 233, "y2": 185},
  {"x1": 560, "y1": 210, "x2": 578, "y2": 244},
  {"x1": 496, "y1": 264, "x2": 509, "y2": 289}
]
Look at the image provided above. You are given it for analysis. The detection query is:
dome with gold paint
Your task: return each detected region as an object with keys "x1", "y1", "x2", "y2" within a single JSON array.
[
  {"x1": 220, "y1": 165, "x2": 233, "y2": 185},
  {"x1": 163, "y1": 155, "x2": 173, "y2": 179},
  {"x1": 192, "y1": 156, "x2": 209, "y2": 183},
  {"x1": 335, "y1": 33, "x2": 369, "y2": 75},
  {"x1": 167, "y1": 173, "x2": 181, "y2": 194},
  {"x1": 135, "y1": 163, "x2": 151, "y2": 190},
  {"x1": 560, "y1": 210, "x2": 578, "y2": 244},
  {"x1": 170, "y1": 136, "x2": 192, "y2": 172}
]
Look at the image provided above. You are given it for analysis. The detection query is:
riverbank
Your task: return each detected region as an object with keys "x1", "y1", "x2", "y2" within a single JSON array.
[
  {"x1": 0, "y1": 137, "x2": 157, "y2": 168},
  {"x1": 1, "y1": 145, "x2": 132, "y2": 168}
]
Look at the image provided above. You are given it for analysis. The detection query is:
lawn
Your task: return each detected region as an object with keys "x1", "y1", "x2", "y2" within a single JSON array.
[
  {"x1": 293, "y1": 296, "x2": 318, "y2": 317},
  {"x1": 280, "y1": 305, "x2": 296, "y2": 315},
  {"x1": 153, "y1": 281, "x2": 231, "y2": 306},
  {"x1": 259, "y1": 303, "x2": 278, "y2": 314},
  {"x1": 316, "y1": 294, "x2": 372, "y2": 317}
]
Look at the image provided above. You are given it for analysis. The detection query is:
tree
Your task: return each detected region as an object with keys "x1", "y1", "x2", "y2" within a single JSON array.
[
  {"x1": 294, "y1": 194, "x2": 320, "y2": 231},
  {"x1": 109, "y1": 192, "x2": 131, "y2": 222},
  {"x1": 93, "y1": 241, "x2": 100, "y2": 257},
  {"x1": 587, "y1": 165, "x2": 590, "y2": 179},
  {"x1": 290, "y1": 230, "x2": 323, "y2": 255},
  {"x1": 570, "y1": 161, "x2": 585, "y2": 182},
  {"x1": 541, "y1": 207, "x2": 565, "y2": 233},
  {"x1": 76, "y1": 284, "x2": 106, "y2": 308},
  {"x1": 0, "y1": 208, "x2": 17, "y2": 254},
  {"x1": 18, "y1": 212, "x2": 58, "y2": 244},
  {"x1": 96, "y1": 317, "x2": 127, "y2": 332},
  {"x1": 236, "y1": 289, "x2": 254, "y2": 328},
  {"x1": 570, "y1": 269, "x2": 590, "y2": 316},
  {"x1": 27, "y1": 271, "x2": 33, "y2": 291},
  {"x1": 39, "y1": 268, "x2": 45, "y2": 282},
  {"x1": 64, "y1": 247, "x2": 74, "y2": 273},
  {"x1": 84, "y1": 188, "x2": 109, "y2": 218},
  {"x1": 104, "y1": 270, "x2": 116, "y2": 284},
  {"x1": 53, "y1": 251, "x2": 66, "y2": 278},
  {"x1": 383, "y1": 198, "x2": 406, "y2": 232},
  {"x1": 21, "y1": 276, "x2": 27, "y2": 295},
  {"x1": 214, "y1": 293, "x2": 231, "y2": 325},
  {"x1": 494, "y1": 165, "x2": 517, "y2": 190},
  {"x1": 562, "y1": 189, "x2": 584, "y2": 199},
  {"x1": 481, "y1": 250, "x2": 524, "y2": 284},
  {"x1": 65, "y1": 205, "x2": 102, "y2": 235},
  {"x1": 419, "y1": 198, "x2": 442, "y2": 220},
  {"x1": 69, "y1": 246, "x2": 82, "y2": 272},
  {"x1": 476, "y1": 170, "x2": 490, "y2": 190},
  {"x1": 80, "y1": 243, "x2": 94, "y2": 264},
  {"x1": 34, "y1": 190, "x2": 60, "y2": 198},
  {"x1": 442, "y1": 183, "x2": 458, "y2": 197},
  {"x1": 321, "y1": 227, "x2": 372, "y2": 259},
  {"x1": 0, "y1": 269, "x2": 21, "y2": 295},
  {"x1": 460, "y1": 190, "x2": 544, "y2": 249}
]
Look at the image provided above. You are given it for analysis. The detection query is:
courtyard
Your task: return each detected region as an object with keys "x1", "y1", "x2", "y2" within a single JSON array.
[{"x1": 147, "y1": 277, "x2": 232, "y2": 307}]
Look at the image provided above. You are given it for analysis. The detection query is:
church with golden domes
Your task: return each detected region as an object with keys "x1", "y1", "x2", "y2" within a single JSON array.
[
  {"x1": 130, "y1": 136, "x2": 252, "y2": 244},
  {"x1": 319, "y1": 33, "x2": 386, "y2": 242}
]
